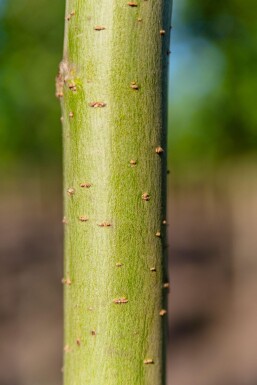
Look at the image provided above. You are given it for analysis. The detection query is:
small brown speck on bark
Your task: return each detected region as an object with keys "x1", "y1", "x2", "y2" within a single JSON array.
[
  {"x1": 94, "y1": 26, "x2": 106, "y2": 31},
  {"x1": 97, "y1": 222, "x2": 112, "y2": 227},
  {"x1": 144, "y1": 359, "x2": 154, "y2": 365},
  {"x1": 62, "y1": 216, "x2": 68, "y2": 224},
  {"x1": 62, "y1": 277, "x2": 72, "y2": 286},
  {"x1": 79, "y1": 216, "x2": 89, "y2": 222},
  {"x1": 142, "y1": 193, "x2": 150, "y2": 201},
  {"x1": 64, "y1": 345, "x2": 72, "y2": 353},
  {"x1": 89, "y1": 102, "x2": 106, "y2": 108},
  {"x1": 68, "y1": 82, "x2": 77, "y2": 91},
  {"x1": 155, "y1": 146, "x2": 164, "y2": 154},
  {"x1": 130, "y1": 81, "x2": 139, "y2": 90},
  {"x1": 66, "y1": 10, "x2": 75, "y2": 21},
  {"x1": 116, "y1": 262, "x2": 123, "y2": 267},
  {"x1": 113, "y1": 298, "x2": 128, "y2": 304},
  {"x1": 67, "y1": 187, "x2": 75, "y2": 196}
]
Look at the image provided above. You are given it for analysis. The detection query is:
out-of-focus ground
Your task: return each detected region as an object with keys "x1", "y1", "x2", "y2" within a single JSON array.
[
  {"x1": 168, "y1": 162, "x2": 257, "y2": 385},
  {"x1": 1, "y1": 162, "x2": 257, "y2": 385}
]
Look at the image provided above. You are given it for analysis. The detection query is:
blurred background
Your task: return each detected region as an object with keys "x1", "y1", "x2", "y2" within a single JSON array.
[{"x1": 0, "y1": 0, "x2": 257, "y2": 384}]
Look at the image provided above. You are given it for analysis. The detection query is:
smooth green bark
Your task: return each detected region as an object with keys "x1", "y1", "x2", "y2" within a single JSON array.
[{"x1": 58, "y1": 1, "x2": 172, "y2": 384}]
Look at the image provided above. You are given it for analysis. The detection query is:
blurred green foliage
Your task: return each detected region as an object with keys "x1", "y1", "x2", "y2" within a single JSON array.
[
  {"x1": 0, "y1": 0, "x2": 256, "y2": 169},
  {"x1": 0, "y1": 0, "x2": 64, "y2": 167},
  {"x1": 170, "y1": 0, "x2": 257, "y2": 168}
]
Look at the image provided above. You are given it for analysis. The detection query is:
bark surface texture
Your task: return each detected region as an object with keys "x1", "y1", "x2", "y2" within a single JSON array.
[{"x1": 58, "y1": 1, "x2": 172, "y2": 384}]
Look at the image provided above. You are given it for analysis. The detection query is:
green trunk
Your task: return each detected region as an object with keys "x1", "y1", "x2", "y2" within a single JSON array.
[{"x1": 57, "y1": 1, "x2": 172, "y2": 384}]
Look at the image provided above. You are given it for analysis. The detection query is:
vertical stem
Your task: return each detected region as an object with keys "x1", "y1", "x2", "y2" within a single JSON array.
[{"x1": 58, "y1": 1, "x2": 172, "y2": 384}]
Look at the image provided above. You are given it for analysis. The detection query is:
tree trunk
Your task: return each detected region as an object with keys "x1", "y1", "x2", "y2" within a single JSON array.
[{"x1": 57, "y1": 1, "x2": 172, "y2": 384}]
